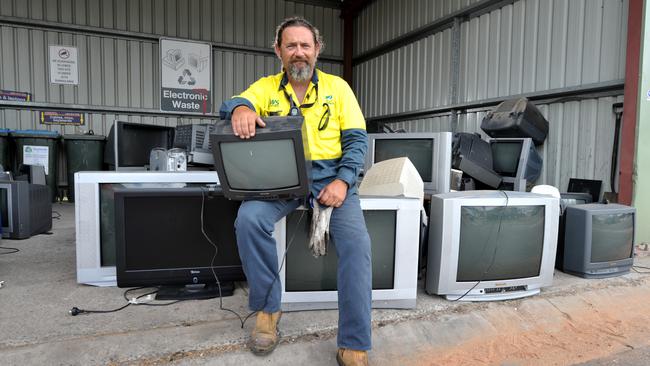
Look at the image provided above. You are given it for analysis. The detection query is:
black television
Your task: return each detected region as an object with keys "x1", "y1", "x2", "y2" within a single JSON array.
[
  {"x1": 209, "y1": 116, "x2": 311, "y2": 201},
  {"x1": 480, "y1": 97, "x2": 549, "y2": 145},
  {"x1": 114, "y1": 186, "x2": 246, "y2": 299},
  {"x1": 0, "y1": 180, "x2": 52, "y2": 239},
  {"x1": 451, "y1": 133, "x2": 502, "y2": 188},
  {"x1": 567, "y1": 178, "x2": 602, "y2": 203},
  {"x1": 104, "y1": 121, "x2": 175, "y2": 170}
]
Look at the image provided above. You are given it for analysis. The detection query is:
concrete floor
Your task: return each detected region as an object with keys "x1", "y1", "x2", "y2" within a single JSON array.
[{"x1": 1, "y1": 202, "x2": 649, "y2": 365}]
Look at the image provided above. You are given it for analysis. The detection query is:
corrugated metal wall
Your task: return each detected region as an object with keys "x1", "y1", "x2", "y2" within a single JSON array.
[
  {"x1": 353, "y1": 0, "x2": 482, "y2": 55},
  {"x1": 0, "y1": 0, "x2": 343, "y2": 192},
  {"x1": 353, "y1": 0, "x2": 628, "y2": 193},
  {"x1": 459, "y1": 0, "x2": 627, "y2": 101},
  {"x1": 0, "y1": 0, "x2": 343, "y2": 132},
  {"x1": 354, "y1": 29, "x2": 453, "y2": 119}
]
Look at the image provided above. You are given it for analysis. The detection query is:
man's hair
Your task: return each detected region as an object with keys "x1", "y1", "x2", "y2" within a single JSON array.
[{"x1": 274, "y1": 16, "x2": 325, "y2": 50}]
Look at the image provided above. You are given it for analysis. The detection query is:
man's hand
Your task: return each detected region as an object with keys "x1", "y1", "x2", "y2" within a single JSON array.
[
  {"x1": 317, "y1": 179, "x2": 348, "y2": 208},
  {"x1": 231, "y1": 106, "x2": 266, "y2": 139}
]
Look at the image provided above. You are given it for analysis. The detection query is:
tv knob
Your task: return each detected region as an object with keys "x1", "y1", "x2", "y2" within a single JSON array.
[{"x1": 193, "y1": 277, "x2": 199, "y2": 284}]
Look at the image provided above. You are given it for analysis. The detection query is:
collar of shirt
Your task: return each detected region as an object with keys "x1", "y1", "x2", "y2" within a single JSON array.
[{"x1": 278, "y1": 71, "x2": 319, "y2": 106}]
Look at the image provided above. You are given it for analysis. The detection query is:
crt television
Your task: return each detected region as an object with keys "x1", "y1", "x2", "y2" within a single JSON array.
[
  {"x1": 113, "y1": 186, "x2": 245, "y2": 299},
  {"x1": 74, "y1": 171, "x2": 220, "y2": 286},
  {"x1": 489, "y1": 137, "x2": 542, "y2": 191},
  {"x1": 366, "y1": 132, "x2": 452, "y2": 194},
  {"x1": 426, "y1": 191, "x2": 559, "y2": 301},
  {"x1": 104, "y1": 121, "x2": 175, "y2": 170},
  {"x1": 0, "y1": 180, "x2": 52, "y2": 239},
  {"x1": 210, "y1": 116, "x2": 311, "y2": 201},
  {"x1": 561, "y1": 203, "x2": 635, "y2": 278},
  {"x1": 274, "y1": 197, "x2": 422, "y2": 311}
]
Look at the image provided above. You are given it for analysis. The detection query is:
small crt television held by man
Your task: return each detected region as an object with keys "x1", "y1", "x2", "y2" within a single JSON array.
[
  {"x1": 366, "y1": 132, "x2": 452, "y2": 194},
  {"x1": 210, "y1": 116, "x2": 311, "y2": 201},
  {"x1": 426, "y1": 191, "x2": 559, "y2": 301},
  {"x1": 561, "y1": 203, "x2": 635, "y2": 278}
]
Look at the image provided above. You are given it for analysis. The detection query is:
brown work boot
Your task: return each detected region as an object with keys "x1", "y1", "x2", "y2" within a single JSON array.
[
  {"x1": 249, "y1": 311, "x2": 282, "y2": 355},
  {"x1": 336, "y1": 348, "x2": 369, "y2": 366}
]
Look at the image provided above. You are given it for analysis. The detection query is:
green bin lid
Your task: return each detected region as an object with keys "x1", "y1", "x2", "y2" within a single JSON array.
[
  {"x1": 11, "y1": 129, "x2": 60, "y2": 138},
  {"x1": 0, "y1": 128, "x2": 11, "y2": 136},
  {"x1": 63, "y1": 134, "x2": 106, "y2": 141}
]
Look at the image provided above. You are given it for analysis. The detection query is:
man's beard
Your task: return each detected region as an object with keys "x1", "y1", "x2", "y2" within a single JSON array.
[{"x1": 287, "y1": 60, "x2": 313, "y2": 82}]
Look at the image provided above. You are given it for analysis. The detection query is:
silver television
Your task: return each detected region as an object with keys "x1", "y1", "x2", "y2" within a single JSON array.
[
  {"x1": 426, "y1": 191, "x2": 559, "y2": 301},
  {"x1": 366, "y1": 132, "x2": 452, "y2": 194},
  {"x1": 74, "y1": 171, "x2": 219, "y2": 286},
  {"x1": 273, "y1": 197, "x2": 422, "y2": 311}
]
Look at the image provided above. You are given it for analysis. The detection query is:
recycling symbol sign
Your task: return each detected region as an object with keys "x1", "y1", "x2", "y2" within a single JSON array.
[{"x1": 177, "y1": 69, "x2": 196, "y2": 86}]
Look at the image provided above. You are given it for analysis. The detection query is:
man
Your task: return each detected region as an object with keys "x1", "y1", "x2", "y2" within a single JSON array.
[{"x1": 219, "y1": 17, "x2": 371, "y2": 366}]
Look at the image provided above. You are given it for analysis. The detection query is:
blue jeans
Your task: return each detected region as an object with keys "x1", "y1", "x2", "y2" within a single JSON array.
[{"x1": 234, "y1": 193, "x2": 372, "y2": 350}]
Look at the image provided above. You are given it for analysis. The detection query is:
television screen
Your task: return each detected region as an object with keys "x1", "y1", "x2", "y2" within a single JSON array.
[
  {"x1": 221, "y1": 139, "x2": 299, "y2": 190},
  {"x1": 374, "y1": 139, "x2": 434, "y2": 181},
  {"x1": 490, "y1": 141, "x2": 523, "y2": 177},
  {"x1": 457, "y1": 205, "x2": 545, "y2": 281},
  {"x1": 285, "y1": 209, "x2": 396, "y2": 291},
  {"x1": 591, "y1": 212, "x2": 634, "y2": 262}
]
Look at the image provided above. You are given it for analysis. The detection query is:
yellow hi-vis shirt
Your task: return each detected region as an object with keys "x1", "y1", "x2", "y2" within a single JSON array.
[{"x1": 219, "y1": 69, "x2": 368, "y2": 196}]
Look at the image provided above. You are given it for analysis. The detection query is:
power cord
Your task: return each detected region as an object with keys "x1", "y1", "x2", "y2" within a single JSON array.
[
  {"x1": 199, "y1": 188, "x2": 307, "y2": 329},
  {"x1": 451, "y1": 191, "x2": 509, "y2": 302},
  {"x1": 632, "y1": 265, "x2": 650, "y2": 274},
  {"x1": 69, "y1": 287, "x2": 183, "y2": 316},
  {"x1": 0, "y1": 246, "x2": 20, "y2": 255}
]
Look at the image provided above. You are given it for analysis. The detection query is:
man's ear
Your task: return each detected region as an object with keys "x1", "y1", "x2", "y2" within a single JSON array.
[{"x1": 274, "y1": 44, "x2": 282, "y2": 59}]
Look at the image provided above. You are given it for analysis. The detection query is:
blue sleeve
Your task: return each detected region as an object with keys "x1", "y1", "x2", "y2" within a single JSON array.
[
  {"x1": 336, "y1": 128, "x2": 368, "y2": 187},
  {"x1": 219, "y1": 97, "x2": 256, "y2": 119}
]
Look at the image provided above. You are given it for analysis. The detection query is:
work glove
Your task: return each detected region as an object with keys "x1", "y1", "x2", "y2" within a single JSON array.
[{"x1": 308, "y1": 203, "x2": 334, "y2": 257}]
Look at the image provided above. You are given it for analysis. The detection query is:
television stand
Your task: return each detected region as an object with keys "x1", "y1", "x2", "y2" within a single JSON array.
[{"x1": 155, "y1": 282, "x2": 235, "y2": 300}]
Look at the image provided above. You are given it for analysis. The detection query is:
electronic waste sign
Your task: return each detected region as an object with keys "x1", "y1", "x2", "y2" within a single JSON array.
[{"x1": 160, "y1": 38, "x2": 212, "y2": 114}]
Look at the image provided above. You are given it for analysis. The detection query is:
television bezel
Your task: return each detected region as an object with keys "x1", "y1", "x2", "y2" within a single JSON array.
[
  {"x1": 74, "y1": 171, "x2": 220, "y2": 286},
  {"x1": 106, "y1": 120, "x2": 175, "y2": 171},
  {"x1": 426, "y1": 190, "x2": 560, "y2": 301},
  {"x1": 366, "y1": 132, "x2": 452, "y2": 195},
  {"x1": 113, "y1": 186, "x2": 245, "y2": 288},
  {"x1": 562, "y1": 203, "x2": 635, "y2": 278},
  {"x1": 488, "y1": 137, "x2": 537, "y2": 191},
  {"x1": 210, "y1": 116, "x2": 311, "y2": 201},
  {"x1": 273, "y1": 197, "x2": 422, "y2": 311}
]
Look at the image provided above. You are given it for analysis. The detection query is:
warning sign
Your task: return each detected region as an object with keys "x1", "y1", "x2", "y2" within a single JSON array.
[{"x1": 49, "y1": 45, "x2": 79, "y2": 85}]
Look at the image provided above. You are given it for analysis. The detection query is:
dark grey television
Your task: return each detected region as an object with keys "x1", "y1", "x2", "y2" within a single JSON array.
[
  {"x1": 562, "y1": 203, "x2": 635, "y2": 278},
  {"x1": 0, "y1": 181, "x2": 52, "y2": 239},
  {"x1": 113, "y1": 186, "x2": 245, "y2": 299},
  {"x1": 209, "y1": 116, "x2": 311, "y2": 201}
]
